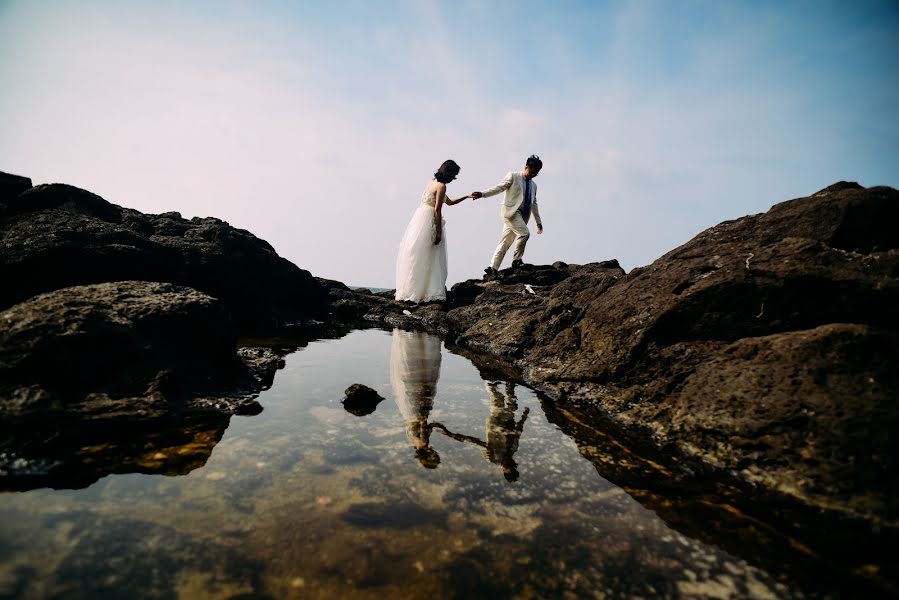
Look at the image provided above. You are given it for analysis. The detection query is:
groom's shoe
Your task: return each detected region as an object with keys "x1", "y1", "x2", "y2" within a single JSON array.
[
  {"x1": 484, "y1": 266, "x2": 497, "y2": 279},
  {"x1": 511, "y1": 259, "x2": 524, "y2": 268}
]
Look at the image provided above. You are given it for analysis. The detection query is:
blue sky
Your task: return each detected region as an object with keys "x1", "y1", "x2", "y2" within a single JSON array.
[{"x1": 1, "y1": 0, "x2": 897, "y2": 287}]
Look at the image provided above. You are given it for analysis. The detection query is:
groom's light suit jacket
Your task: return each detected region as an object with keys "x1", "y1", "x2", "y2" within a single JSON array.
[{"x1": 481, "y1": 171, "x2": 542, "y2": 225}]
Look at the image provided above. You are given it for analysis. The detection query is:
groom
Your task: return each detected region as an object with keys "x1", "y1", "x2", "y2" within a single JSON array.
[{"x1": 471, "y1": 155, "x2": 544, "y2": 277}]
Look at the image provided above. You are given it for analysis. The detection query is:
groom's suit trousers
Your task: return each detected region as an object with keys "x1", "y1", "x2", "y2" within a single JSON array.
[{"x1": 490, "y1": 212, "x2": 530, "y2": 269}]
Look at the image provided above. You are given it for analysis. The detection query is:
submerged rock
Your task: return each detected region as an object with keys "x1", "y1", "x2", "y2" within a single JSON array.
[
  {"x1": 340, "y1": 501, "x2": 446, "y2": 529},
  {"x1": 341, "y1": 383, "x2": 385, "y2": 416}
]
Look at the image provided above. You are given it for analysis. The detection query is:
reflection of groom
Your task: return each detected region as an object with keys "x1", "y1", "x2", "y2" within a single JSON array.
[
  {"x1": 432, "y1": 381, "x2": 529, "y2": 481},
  {"x1": 471, "y1": 154, "x2": 544, "y2": 278},
  {"x1": 484, "y1": 381, "x2": 529, "y2": 481}
]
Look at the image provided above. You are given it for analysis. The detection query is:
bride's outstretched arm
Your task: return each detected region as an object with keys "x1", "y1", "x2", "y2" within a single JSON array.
[{"x1": 444, "y1": 194, "x2": 470, "y2": 206}]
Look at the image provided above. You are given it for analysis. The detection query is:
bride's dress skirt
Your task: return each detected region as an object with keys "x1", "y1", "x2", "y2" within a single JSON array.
[{"x1": 395, "y1": 205, "x2": 448, "y2": 302}]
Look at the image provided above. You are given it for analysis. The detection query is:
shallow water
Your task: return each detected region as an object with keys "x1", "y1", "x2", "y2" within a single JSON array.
[{"x1": 0, "y1": 328, "x2": 798, "y2": 598}]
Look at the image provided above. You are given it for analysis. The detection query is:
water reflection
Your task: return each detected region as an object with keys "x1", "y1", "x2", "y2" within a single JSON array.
[
  {"x1": 389, "y1": 329, "x2": 442, "y2": 468},
  {"x1": 389, "y1": 330, "x2": 530, "y2": 480},
  {"x1": 0, "y1": 415, "x2": 229, "y2": 492},
  {"x1": 0, "y1": 328, "x2": 856, "y2": 598},
  {"x1": 434, "y1": 382, "x2": 529, "y2": 481}
]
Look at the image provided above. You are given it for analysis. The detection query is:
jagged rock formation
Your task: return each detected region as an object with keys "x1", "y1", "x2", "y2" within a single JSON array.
[
  {"x1": 0, "y1": 180, "x2": 326, "y2": 331},
  {"x1": 351, "y1": 182, "x2": 899, "y2": 532}
]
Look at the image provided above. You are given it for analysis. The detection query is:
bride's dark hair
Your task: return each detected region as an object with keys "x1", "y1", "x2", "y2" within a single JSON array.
[{"x1": 434, "y1": 160, "x2": 461, "y2": 184}]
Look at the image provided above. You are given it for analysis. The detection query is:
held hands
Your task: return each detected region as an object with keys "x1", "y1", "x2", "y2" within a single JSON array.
[{"x1": 471, "y1": 191, "x2": 483, "y2": 199}]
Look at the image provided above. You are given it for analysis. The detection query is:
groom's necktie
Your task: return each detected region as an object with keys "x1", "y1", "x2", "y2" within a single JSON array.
[{"x1": 520, "y1": 178, "x2": 532, "y2": 222}]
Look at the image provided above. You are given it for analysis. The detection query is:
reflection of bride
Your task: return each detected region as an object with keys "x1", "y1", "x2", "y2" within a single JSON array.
[{"x1": 389, "y1": 328, "x2": 442, "y2": 469}]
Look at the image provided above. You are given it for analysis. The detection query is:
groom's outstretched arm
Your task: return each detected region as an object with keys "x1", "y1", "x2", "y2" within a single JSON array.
[{"x1": 472, "y1": 171, "x2": 513, "y2": 199}]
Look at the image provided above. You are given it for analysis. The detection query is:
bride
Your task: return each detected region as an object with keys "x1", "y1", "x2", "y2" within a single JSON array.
[{"x1": 395, "y1": 160, "x2": 469, "y2": 303}]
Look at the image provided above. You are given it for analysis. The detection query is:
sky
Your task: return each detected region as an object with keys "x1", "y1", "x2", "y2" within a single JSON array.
[{"x1": 1, "y1": 1, "x2": 897, "y2": 288}]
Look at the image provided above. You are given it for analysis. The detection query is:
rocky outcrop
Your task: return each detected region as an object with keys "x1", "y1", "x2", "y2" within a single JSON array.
[
  {"x1": 0, "y1": 281, "x2": 288, "y2": 490},
  {"x1": 0, "y1": 179, "x2": 326, "y2": 331},
  {"x1": 353, "y1": 182, "x2": 899, "y2": 532},
  {"x1": 510, "y1": 182, "x2": 899, "y2": 528},
  {"x1": 2, "y1": 172, "x2": 895, "y2": 539}
]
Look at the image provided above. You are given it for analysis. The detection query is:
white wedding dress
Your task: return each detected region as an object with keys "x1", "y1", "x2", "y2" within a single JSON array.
[{"x1": 395, "y1": 186, "x2": 448, "y2": 302}]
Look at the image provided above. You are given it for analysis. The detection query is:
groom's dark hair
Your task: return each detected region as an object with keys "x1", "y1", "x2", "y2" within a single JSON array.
[
  {"x1": 526, "y1": 155, "x2": 543, "y2": 171},
  {"x1": 434, "y1": 160, "x2": 461, "y2": 184}
]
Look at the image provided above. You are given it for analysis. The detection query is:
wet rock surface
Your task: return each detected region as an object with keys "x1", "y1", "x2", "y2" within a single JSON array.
[{"x1": 0, "y1": 281, "x2": 290, "y2": 490}]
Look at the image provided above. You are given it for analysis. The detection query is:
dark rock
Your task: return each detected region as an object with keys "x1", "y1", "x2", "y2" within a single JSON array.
[
  {"x1": 0, "y1": 171, "x2": 32, "y2": 203},
  {"x1": 317, "y1": 276, "x2": 390, "y2": 323},
  {"x1": 489, "y1": 262, "x2": 572, "y2": 286},
  {"x1": 0, "y1": 281, "x2": 289, "y2": 490},
  {"x1": 448, "y1": 262, "x2": 625, "y2": 359},
  {"x1": 433, "y1": 183, "x2": 899, "y2": 530},
  {"x1": 0, "y1": 281, "x2": 248, "y2": 403},
  {"x1": 236, "y1": 347, "x2": 287, "y2": 392},
  {"x1": 341, "y1": 383, "x2": 385, "y2": 416},
  {"x1": 665, "y1": 323, "x2": 898, "y2": 510},
  {"x1": 0, "y1": 183, "x2": 327, "y2": 331}
]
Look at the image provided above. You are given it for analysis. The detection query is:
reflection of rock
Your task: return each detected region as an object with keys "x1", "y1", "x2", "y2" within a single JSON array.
[
  {"x1": 538, "y1": 397, "x2": 894, "y2": 598},
  {"x1": 341, "y1": 384, "x2": 384, "y2": 417},
  {"x1": 443, "y1": 494, "x2": 791, "y2": 600},
  {"x1": 0, "y1": 281, "x2": 288, "y2": 491},
  {"x1": 0, "y1": 417, "x2": 229, "y2": 492}
]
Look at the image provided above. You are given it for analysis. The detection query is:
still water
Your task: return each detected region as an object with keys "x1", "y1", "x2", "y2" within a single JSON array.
[{"x1": 0, "y1": 328, "x2": 791, "y2": 599}]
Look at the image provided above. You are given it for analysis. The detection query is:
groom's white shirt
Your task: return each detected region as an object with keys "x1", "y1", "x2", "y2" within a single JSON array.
[{"x1": 480, "y1": 170, "x2": 542, "y2": 225}]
